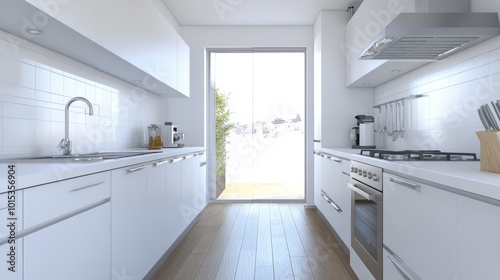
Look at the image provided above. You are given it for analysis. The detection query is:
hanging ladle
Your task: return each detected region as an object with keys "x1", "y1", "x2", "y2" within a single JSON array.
[
  {"x1": 392, "y1": 102, "x2": 400, "y2": 141},
  {"x1": 399, "y1": 100, "x2": 405, "y2": 138},
  {"x1": 387, "y1": 103, "x2": 394, "y2": 137}
]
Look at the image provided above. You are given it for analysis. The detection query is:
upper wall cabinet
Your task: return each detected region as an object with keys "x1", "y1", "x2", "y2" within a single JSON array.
[
  {"x1": 345, "y1": 0, "x2": 428, "y2": 87},
  {"x1": 0, "y1": 0, "x2": 189, "y2": 97}
]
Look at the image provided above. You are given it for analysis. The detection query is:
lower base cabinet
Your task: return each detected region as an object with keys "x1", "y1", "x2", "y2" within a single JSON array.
[
  {"x1": 111, "y1": 164, "x2": 149, "y2": 280},
  {"x1": 24, "y1": 203, "x2": 110, "y2": 280}
]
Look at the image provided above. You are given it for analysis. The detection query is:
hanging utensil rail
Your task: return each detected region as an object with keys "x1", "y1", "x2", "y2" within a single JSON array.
[{"x1": 373, "y1": 94, "x2": 426, "y2": 109}]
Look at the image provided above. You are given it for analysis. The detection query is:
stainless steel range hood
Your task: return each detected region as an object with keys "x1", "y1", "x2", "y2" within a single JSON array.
[{"x1": 360, "y1": 12, "x2": 500, "y2": 60}]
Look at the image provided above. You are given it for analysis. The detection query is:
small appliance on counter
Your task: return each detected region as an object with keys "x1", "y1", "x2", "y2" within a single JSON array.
[
  {"x1": 161, "y1": 122, "x2": 185, "y2": 148},
  {"x1": 351, "y1": 115, "x2": 376, "y2": 149}
]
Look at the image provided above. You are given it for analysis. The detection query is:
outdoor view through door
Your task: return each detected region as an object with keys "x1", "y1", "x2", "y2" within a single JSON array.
[{"x1": 211, "y1": 51, "x2": 305, "y2": 200}]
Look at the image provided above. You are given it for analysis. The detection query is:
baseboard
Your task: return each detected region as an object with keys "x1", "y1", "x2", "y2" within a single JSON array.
[
  {"x1": 143, "y1": 211, "x2": 203, "y2": 280},
  {"x1": 315, "y1": 208, "x2": 351, "y2": 257}
]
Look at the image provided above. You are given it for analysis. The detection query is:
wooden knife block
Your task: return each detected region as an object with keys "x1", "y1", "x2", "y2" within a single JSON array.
[{"x1": 476, "y1": 131, "x2": 500, "y2": 173}]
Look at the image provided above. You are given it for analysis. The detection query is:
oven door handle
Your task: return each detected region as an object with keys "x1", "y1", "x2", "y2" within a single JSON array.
[{"x1": 348, "y1": 183, "x2": 374, "y2": 201}]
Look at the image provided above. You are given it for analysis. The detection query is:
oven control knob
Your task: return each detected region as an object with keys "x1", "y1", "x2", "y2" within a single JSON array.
[
  {"x1": 367, "y1": 172, "x2": 372, "y2": 179},
  {"x1": 363, "y1": 171, "x2": 367, "y2": 177},
  {"x1": 351, "y1": 167, "x2": 355, "y2": 173},
  {"x1": 358, "y1": 170, "x2": 362, "y2": 176},
  {"x1": 372, "y1": 174, "x2": 379, "y2": 181}
]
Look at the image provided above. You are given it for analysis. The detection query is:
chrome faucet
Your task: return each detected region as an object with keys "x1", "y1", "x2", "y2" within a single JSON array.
[{"x1": 58, "y1": 97, "x2": 94, "y2": 155}]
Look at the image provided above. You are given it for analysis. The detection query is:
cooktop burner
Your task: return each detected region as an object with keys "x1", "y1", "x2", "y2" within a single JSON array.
[{"x1": 360, "y1": 149, "x2": 479, "y2": 161}]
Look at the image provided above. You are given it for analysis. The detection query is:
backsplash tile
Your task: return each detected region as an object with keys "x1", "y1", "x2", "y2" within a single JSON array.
[
  {"x1": 375, "y1": 36, "x2": 500, "y2": 157},
  {"x1": 0, "y1": 30, "x2": 167, "y2": 158}
]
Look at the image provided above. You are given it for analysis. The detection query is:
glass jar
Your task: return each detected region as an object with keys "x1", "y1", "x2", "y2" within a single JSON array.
[{"x1": 147, "y1": 124, "x2": 163, "y2": 150}]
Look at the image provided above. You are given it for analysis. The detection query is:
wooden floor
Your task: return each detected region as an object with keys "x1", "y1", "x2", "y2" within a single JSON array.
[{"x1": 154, "y1": 203, "x2": 357, "y2": 280}]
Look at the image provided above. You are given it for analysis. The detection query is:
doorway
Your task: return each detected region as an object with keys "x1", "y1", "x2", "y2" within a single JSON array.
[{"x1": 210, "y1": 50, "x2": 305, "y2": 201}]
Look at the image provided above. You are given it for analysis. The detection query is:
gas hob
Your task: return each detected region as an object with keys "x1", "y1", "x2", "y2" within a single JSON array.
[{"x1": 360, "y1": 149, "x2": 479, "y2": 161}]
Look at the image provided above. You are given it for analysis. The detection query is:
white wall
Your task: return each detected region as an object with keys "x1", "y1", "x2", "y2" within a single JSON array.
[
  {"x1": 174, "y1": 25, "x2": 314, "y2": 203},
  {"x1": 374, "y1": 34, "x2": 500, "y2": 157},
  {"x1": 0, "y1": 29, "x2": 166, "y2": 158}
]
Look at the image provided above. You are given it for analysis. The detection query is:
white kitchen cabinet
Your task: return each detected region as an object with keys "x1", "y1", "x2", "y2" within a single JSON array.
[
  {"x1": 180, "y1": 154, "x2": 195, "y2": 227},
  {"x1": 25, "y1": 0, "x2": 188, "y2": 97},
  {"x1": 111, "y1": 164, "x2": 149, "y2": 280},
  {"x1": 0, "y1": 192, "x2": 23, "y2": 280},
  {"x1": 313, "y1": 151, "x2": 323, "y2": 213},
  {"x1": 383, "y1": 174, "x2": 458, "y2": 280},
  {"x1": 177, "y1": 34, "x2": 190, "y2": 97},
  {"x1": 315, "y1": 151, "x2": 351, "y2": 247},
  {"x1": 147, "y1": 159, "x2": 170, "y2": 269},
  {"x1": 192, "y1": 152, "x2": 207, "y2": 213},
  {"x1": 383, "y1": 248, "x2": 408, "y2": 280},
  {"x1": 23, "y1": 172, "x2": 111, "y2": 280},
  {"x1": 457, "y1": 195, "x2": 500, "y2": 279},
  {"x1": 165, "y1": 156, "x2": 183, "y2": 247}
]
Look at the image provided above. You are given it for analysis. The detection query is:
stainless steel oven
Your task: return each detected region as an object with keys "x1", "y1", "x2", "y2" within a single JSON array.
[{"x1": 348, "y1": 160, "x2": 383, "y2": 280}]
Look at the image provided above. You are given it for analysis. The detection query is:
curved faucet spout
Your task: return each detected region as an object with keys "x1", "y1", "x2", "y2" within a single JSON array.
[{"x1": 59, "y1": 97, "x2": 94, "y2": 155}]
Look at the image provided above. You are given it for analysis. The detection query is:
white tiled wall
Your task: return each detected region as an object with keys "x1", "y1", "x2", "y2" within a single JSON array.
[
  {"x1": 374, "y1": 35, "x2": 500, "y2": 157},
  {"x1": 0, "y1": 30, "x2": 167, "y2": 158}
]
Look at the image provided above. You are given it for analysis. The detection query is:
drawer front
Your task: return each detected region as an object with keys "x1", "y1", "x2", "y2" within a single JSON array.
[
  {"x1": 24, "y1": 172, "x2": 110, "y2": 229},
  {"x1": 0, "y1": 191, "x2": 23, "y2": 239}
]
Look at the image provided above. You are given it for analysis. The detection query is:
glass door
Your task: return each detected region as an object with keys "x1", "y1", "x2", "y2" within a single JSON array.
[{"x1": 210, "y1": 50, "x2": 305, "y2": 201}]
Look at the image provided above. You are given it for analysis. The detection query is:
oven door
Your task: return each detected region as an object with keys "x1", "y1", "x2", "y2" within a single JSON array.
[{"x1": 348, "y1": 180, "x2": 383, "y2": 280}]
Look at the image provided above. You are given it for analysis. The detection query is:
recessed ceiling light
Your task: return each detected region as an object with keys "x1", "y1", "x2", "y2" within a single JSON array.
[
  {"x1": 133, "y1": 80, "x2": 142, "y2": 84},
  {"x1": 391, "y1": 70, "x2": 401, "y2": 73},
  {"x1": 26, "y1": 28, "x2": 44, "y2": 35}
]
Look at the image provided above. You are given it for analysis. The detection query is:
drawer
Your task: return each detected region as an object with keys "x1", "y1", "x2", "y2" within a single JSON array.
[
  {"x1": 0, "y1": 191, "x2": 23, "y2": 239},
  {"x1": 24, "y1": 172, "x2": 110, "y2": 229}
]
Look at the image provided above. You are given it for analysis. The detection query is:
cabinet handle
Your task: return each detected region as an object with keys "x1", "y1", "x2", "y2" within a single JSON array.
[
  {"x1": 200, "y1": 161, "x2": 207, "y2": 167},
  {"x1": 154, "y1": 160, "x2": 169, "y2": 166},
  {"x1": 127, "y1": 166, "x2": 146, "y2": 173},
  {"x1": 389, "y1": 177, "x2": 421, "y2": 192},
  {"x1": 184, "y1": 154, "x2": 195, "y2": 160},
  {"x1": 314, "y1": 139, "x2": 321, "y2": 143},
  {"x1": 387, "y1": 254, "x2": 421, "y2": 280},
  {"x1": 70, "y1": 182, "x2": 106, "y2": 193},
  {"x1": 330, "y1": 156, "x2": 342, "y2": 163},
  {"x1": 321, "y1": 192, "x2": 342, "y2": 213},
  {"x1": 170, "y1": 157, "x2": 183, "y2": 163},
  {"x1": 0, "y1": 197, "x2": 110, "y2": 246}
]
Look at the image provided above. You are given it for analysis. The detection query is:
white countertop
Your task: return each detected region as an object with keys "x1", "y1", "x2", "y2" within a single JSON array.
[
  {"x1": 1, "y1": 147, "x2": 205, "y2": 193},
  {"x1": 317, "y1": 147, "x2": 500, "y2": 201}
]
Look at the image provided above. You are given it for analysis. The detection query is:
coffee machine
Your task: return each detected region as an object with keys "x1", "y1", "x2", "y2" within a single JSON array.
[
  {"x1": 351, "y1": 115, "x2": 376, "y2": 149},
  {"x1": 161, "y1": 122, "x2": 184, "y2": 148}
]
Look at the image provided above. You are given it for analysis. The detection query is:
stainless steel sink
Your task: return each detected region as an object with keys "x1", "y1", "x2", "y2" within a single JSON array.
[{"x1": 23, "y1": 151, "x2": 162, "y2": 161}]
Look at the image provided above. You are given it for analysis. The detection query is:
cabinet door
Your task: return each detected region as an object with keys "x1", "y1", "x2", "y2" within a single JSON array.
[
  {"x1": 24, "y1": 203, "x2": 110, "y2": 280},
  {"x1": 180, "y1": 155, "x2": 196, "y2": 227},
  {"x1": 28, "y1": 0, "x2": 180, "y2": 90},
  {"x1": 166, "y1": 157, "x2": 182, "y2": 247},
  {"x1": 383, "y1": 248, "x2": 407, "y2": 280},
  {"x1": 147, "y1": 160, "x2": 169, "y2": 268},
  {"x1": 177, "y1": 34, "x2": 190, "y2": 97},
  {"x1": 314, "y1": 152, "x2": 323, "y2": 212},
  {"x1": 0, "y1": 192, "x2": 23, "y2": 280},
  {"x1": 384, "y1": 174, "x2": 458, "y2": 280},
  {"x1": 111, "y1": 165, "x2": 149, "y2": 279},
  {"x1": 339, "y1": 173, "x2": 351, "y2": 247},
  {"x1": 321, "y1": 155, "x2": 343, "y2": 209},
  {"x1": 457, "y1": 196, "x2": 500, "y2": 279},
  {"x1": 192, "y1": 153, "x2": 207, "y2": 213}
]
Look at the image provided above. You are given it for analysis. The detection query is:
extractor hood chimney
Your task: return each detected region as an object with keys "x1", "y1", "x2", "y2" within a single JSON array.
[{"x1": 360, "y1": 0, "x2": 500, "y2": 60}]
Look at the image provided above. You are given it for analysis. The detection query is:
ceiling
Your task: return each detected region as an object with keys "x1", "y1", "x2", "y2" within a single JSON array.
[{"x1": 161, "y1": 0, "x2": 362, "y2": 26}]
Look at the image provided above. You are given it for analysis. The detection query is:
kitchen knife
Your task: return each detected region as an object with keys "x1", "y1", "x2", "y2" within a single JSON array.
[
  {"x1": 480, "y1": 105, "x2": 494, "y2": 130},
  {"x1": 484, "y1": 104, "x2": 500, "y2": 130},
  {"x1": 496, "y1": 100, "x2": 500, "y2": 121},
  {"x1": 492, "y1": 101, "x2": 500, "y2": 124},
  {"x1": 478, "y1": 108, "x2": 490, "y2": 130}
]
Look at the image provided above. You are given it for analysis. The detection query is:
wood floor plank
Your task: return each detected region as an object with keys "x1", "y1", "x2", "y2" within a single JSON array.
[
  {"x1": 173, "y1": 253, "x2": 205, "y2": 280},
  {"x1": 234, "y1": 249, "x2": 256, "y2": 280},
  {"x1": 255, "y1": 266, "x2": 274, "y2": 280},
  {"x1": 256, "y1": 204, "x2": 273, "y2": 267},
  {"x1": 241, "y1": 204, "x2": 259, "y2": 251},
  {"x1": 280, "y1": 204, "x2": 307, "y2": 257},
  {"x1": 272, "y1": 236, "x2": 294, "y2": 279},
  {"x1": 290, "y1": 256, "x2": 314, "y2": 280},
  {"x1": 215, "y1": 237, "x2": 244, "y2": 279}
]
